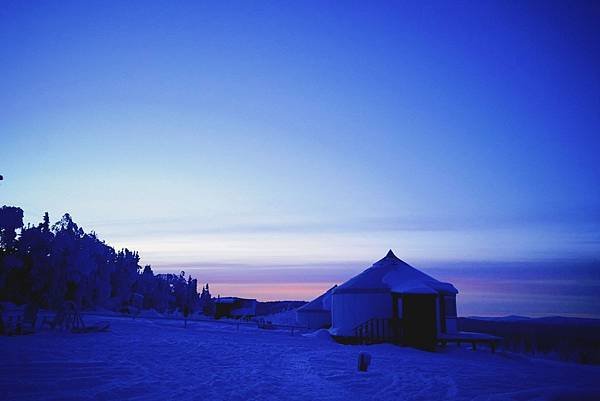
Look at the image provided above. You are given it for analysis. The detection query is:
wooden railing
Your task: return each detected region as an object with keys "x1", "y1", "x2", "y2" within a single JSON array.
[{"x1": 353, "y1": 318, "x2": 401, "y2": 344}]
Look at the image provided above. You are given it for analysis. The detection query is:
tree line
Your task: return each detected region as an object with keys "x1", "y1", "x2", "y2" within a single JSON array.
[{"x1": 0, "y1": 205, "x2": 214, "y2": 315}]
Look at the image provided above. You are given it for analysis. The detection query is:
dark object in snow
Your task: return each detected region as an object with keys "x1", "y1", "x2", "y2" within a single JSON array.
[
  {"x1": 357, "y1": 352, "x2": 371, "y2": 372},
  {"x1": 42, "y1": 301, "x2": 82, "y2": 330},
  {"x1": 257, "y1": 318, "x2": 274, "y2": 330},
  {"x1": 0, "y1": 174, "x2": 3, "y2": 180},
  {"x1": 0, "y1": 302, "x2": 28, "y2": 335},
  {"x1": 43, "y1": 301, "x2": 110, "y2": 333},
  {"x1": 122, "y1": 293, "x2": 144, "y2": 318},
  {"x1": 183, "y1": 304, "x2": 190, "y2": 328},
  {"x1": 21, "y1": 303, "x2": 39, "y2": 333}
]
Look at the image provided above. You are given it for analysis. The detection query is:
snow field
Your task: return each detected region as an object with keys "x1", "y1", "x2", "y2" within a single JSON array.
[{"x1": 1, "y1": 315, "x2": 599, "y2": 401}]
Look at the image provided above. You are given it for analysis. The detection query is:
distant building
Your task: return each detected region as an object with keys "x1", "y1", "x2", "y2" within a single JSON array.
[
  {"x1": 214, "y1": 297, "x2": 257, "y2": 319},
  {"x1": 325, "y1": 250, "x2": 459, "y2": 349},
  {"x1": 296, "y1": 285, "x2": 336, "y2": 329}
]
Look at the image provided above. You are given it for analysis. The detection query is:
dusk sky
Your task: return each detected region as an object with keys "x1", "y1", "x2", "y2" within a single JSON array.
[{"x1": 1, "y1": 1, "x2": 599, "y2": 315}]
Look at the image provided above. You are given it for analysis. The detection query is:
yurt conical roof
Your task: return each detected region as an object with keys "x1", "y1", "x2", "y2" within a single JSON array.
[{"x1": 333, "y1": 250, "x2": 457, "y2": 295}]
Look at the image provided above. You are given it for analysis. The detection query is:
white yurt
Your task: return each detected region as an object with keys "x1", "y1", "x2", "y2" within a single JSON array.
[
  {"x1": 330, "y1": 250, "x2": 458, "y2": 347},
  {"x1": 296, "y1": 285, "x2": 337, "y2": 329}
]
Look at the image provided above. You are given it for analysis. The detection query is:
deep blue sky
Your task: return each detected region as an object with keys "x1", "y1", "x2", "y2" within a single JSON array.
[{"x1": 1, "y1": 1, "x2": 599, "y2": 311}]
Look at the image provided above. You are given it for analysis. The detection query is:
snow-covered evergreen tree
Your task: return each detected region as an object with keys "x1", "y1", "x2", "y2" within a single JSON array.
[{"x1": 0, "y1": 205, "x2": 206, "y2": 313}]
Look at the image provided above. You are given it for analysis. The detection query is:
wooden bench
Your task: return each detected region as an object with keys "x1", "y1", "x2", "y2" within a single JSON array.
[{"x1": 439, "y1": 331, "x2": 502, "y2": 353}]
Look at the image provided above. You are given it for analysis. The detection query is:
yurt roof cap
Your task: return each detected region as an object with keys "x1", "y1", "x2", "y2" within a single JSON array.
[{"x1": 333, "y1": 250, "x2": 458, "y2": 295}]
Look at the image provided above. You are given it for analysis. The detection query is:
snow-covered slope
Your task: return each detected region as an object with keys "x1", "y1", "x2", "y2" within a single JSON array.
[{"x1": 1, "y1": 316, "x2": 598, "y2": 401}]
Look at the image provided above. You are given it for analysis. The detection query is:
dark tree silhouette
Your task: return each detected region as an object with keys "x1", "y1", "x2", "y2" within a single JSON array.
[{"x1": 0, "y1": 205, "x2": 203, "y2": 314}]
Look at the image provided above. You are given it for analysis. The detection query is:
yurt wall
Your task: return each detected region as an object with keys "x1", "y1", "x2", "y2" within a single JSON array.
[{"x1": 331, "y1": 292, "x2": 392, "y2": 336}]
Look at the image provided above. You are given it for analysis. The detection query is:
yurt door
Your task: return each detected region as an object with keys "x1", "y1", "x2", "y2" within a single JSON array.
[{"x1": 401, "y1": 294, "x2": 437, "y2": 350}]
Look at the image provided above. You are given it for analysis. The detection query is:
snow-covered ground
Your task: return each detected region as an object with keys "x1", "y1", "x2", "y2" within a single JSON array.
[{"x1": 1, "y1": 315, "x2": 599, "y2": 401}]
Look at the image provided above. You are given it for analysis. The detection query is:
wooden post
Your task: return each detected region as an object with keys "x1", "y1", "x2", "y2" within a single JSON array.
[{"x1": 357, "y1": 352, "x2": 371, "y2": 372}]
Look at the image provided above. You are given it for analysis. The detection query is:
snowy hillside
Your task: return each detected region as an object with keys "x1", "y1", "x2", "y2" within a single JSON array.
[{"x1": 1, "y1": 316, "x2": 599, "y2": 401}]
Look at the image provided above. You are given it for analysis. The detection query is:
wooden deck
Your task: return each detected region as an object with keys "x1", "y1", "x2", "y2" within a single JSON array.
[{"x1": 438, "y1": 331, "x2": 502, "y2": 352}]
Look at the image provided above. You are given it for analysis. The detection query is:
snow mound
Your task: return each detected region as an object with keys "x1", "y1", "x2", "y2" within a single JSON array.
[
  {"x1": 138, "y1": 309, "x2": 163, "y2": 318},
  {"x1": 302, "y1": 329, "x2": 333, "y2": 342}
]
